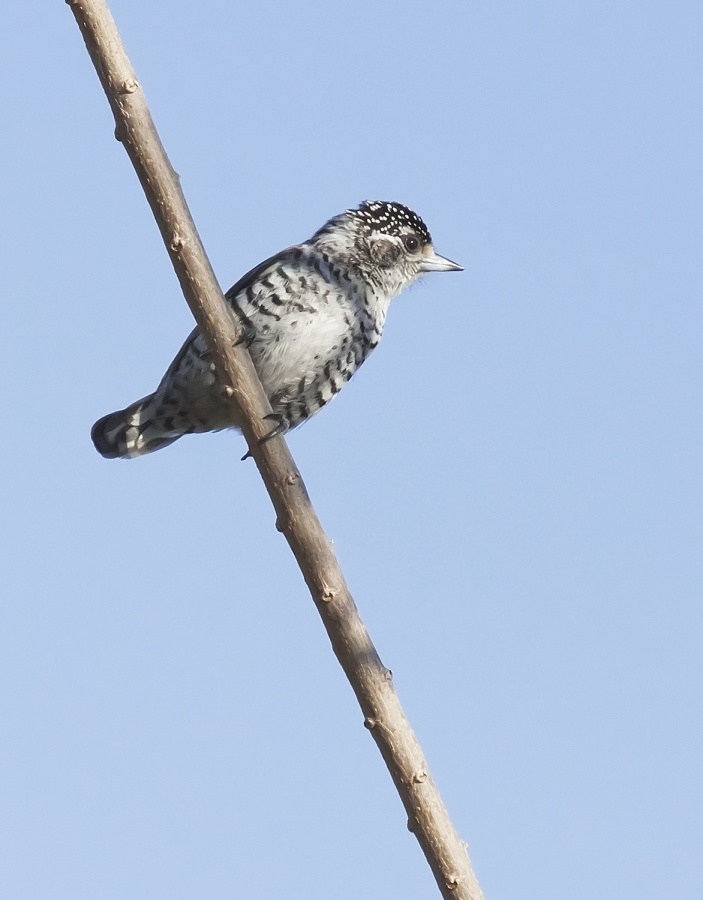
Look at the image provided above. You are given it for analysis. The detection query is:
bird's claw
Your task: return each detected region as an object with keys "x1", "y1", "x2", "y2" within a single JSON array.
[
  {"x1": 260, "y1": 412, "x2": 290, "y2": 442},
  {"x1": 200, "y1": 326, "x2": 256, "y2": 362},
  {"x1": 234, "y1": 324, "x2": 257, "y2": 349},
  {"x1": 241, "y1": 413, "x2": 290, "y2": 461}
]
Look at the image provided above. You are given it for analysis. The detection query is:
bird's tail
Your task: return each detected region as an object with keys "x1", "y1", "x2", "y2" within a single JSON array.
[{"x1": 91, "y1": 394, "x2": 182, "y2": 459}]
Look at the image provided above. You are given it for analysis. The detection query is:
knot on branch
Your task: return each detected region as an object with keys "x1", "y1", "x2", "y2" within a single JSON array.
[
  {"x1": 445, "y1": 874, "x2": 461, "y2": 892},
  {"x1": 170, "y1": 230, "x2": 185, "y2": 251},
  {"x1": 412, "y1": 769, "x2": 428, "y2": 784},
  {"x1": 320, "y1": 586, "x2": 337, "y2": 603},
  {"x1": 120, "y1": 77, "x2": 139, "y2": 94}
]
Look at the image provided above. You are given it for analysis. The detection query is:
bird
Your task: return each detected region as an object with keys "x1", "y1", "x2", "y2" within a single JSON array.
[{"x1": 91, "y1": 200, "x2": 462, "y2": 459}]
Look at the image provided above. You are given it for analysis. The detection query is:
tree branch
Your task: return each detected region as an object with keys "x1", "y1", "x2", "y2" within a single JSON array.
[{"x1": 65, "y1": 2, "x2": 485, "y2": 897}]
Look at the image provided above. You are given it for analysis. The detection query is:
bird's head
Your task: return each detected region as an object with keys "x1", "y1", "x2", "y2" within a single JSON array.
[{"x1": 311, "y1": 200, "x2": 463, "y2": 298}]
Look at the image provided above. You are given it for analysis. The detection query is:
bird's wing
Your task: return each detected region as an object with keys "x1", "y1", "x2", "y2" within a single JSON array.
[
  {"x1": 224, "y1": 245, "x2": 303, "y2": 305},
  {"x1": 156, "y1": 245, "x2": 303, "y2": 390}
]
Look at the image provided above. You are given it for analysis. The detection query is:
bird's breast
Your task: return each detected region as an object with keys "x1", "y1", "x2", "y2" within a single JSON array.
[
  {"x1": 251, "y1": 302, "x2": 363, "y2": 391},
  {"x1": 230, "y1": 257, "x2": 390, "y2": 425}
]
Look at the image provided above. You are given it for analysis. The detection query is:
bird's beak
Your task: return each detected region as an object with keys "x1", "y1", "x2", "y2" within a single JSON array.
[{"x1": 418, "y1": 250, "x2": 464, "y2": 273}]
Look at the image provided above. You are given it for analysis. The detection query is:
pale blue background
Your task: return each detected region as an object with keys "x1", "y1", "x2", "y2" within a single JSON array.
[{"x1": 2, "y1": 2, "x2": 702, "y2": 898}]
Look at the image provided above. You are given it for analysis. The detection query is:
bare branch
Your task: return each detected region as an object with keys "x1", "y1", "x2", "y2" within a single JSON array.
[{"x1": 65, "y1": 2, "x2": 485, "y2": 897}]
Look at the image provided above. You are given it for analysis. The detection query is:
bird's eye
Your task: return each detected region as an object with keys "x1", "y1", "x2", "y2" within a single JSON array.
[{"x1": 402, "y1": 234, "x2": 420, "y2": 253}]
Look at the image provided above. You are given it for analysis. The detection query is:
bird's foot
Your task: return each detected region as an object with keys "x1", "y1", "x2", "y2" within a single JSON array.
[
  {"x1": 241, "y1": 413, "x2": 290, "y2": 461},
  {"x1": 234, "y1": 324, "x2": 257, "y2": 349},
  {"x1": 200, "y1": 326, "x2": 256, "y2": 361}
]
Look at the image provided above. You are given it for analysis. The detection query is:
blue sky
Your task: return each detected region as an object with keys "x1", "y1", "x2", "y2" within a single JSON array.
[{"x1": 2, "y1": 2, "x2": 702, "y2": 898}]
